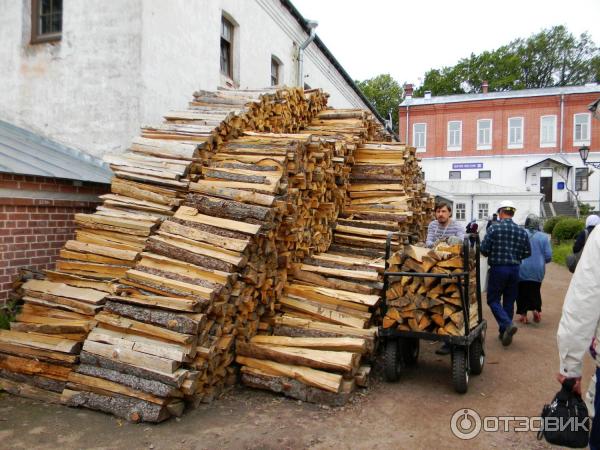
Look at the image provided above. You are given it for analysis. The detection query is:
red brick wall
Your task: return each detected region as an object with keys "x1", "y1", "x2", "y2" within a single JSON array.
[
  {"x1": 399, "y1": 92, "x2": 600, "y2": 158},
  {"x1": 0, "y1": 174, "x2": 109, "y2": 304}
]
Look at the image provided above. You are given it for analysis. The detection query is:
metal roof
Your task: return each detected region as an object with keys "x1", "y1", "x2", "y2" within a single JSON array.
[
  {"x1": 426, "y1": 179, "x2": 540, "y2": 197},
  {"x1": 0, "y1": 119, "x2": 112, "y2": 183},
  {"x1": 401, "y1": 84, "x2": 600, "y2": 107}
]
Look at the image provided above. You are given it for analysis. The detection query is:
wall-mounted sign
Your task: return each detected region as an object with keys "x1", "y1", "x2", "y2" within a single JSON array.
[
  {"x1": 452, "y1": 163, "x2": 483, "y2": 169},
  {"x1": 557, "y1": 182, "x2": 565, "y2": 190}
]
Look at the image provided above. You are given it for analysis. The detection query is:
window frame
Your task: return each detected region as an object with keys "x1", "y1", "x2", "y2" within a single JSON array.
[
  {"x1": 455, "y1": 202, "x2": 466, "y2": 220},
  {"x1": 573, "y1": 113, "x2": 591, "y2": 146},
  {"x1": 477, "y1": 202, "x2": 489, "y2": 220},
  {"x1": 220, "y1": 16, "x2": 234, "y2": 78},
  {"x1": 540, "y1": 115, "x2": 557, "y2": 148},
  {"x1": 478, "y1": 170, "x2": 491, "y2": 180},
  {"x1": 31, "y1": 0, "x2": 62, "y2": 44},
  {"x1": 449, "y1": 170, "x2": 461, "y2": 180},
  {"x1": 270, "y1": 56, "x2": 281, "y2": 86},
  {"x1": 447, "y1": 120, "x2": 462, "y2": 151},
  {"x1": 575, "y1": 167, "x2": 589, "y2": 191},
  {"x1": 413, "y1": 123, "x2": 427, "y2": 152},
  {"x1": 477, "y1": 119, "x2": 492, "y2": 150},
  {"x1": 508, "y1": 117, "x2": 524, "y2": 149}
]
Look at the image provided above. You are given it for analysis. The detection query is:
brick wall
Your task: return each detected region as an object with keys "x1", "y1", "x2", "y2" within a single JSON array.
[{"x1": 0, "y1": 173, "x2": 109, "y2": 304}]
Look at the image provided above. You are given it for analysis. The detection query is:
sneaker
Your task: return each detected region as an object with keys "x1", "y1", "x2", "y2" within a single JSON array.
[
  {"x1": 435, "y1": 343, "x2": 451, "y2": 355},
  {"x1": 533, "y1": 311, "x2": 541, "y2": 323},
  {"x1": 501, "y1": 324, "x2": 518, "y2": 347}
]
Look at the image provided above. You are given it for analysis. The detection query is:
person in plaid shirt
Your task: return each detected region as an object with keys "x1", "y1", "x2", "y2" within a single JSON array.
[{"x1": 481, "y1": 200, "x2": 531, "y2": 347}]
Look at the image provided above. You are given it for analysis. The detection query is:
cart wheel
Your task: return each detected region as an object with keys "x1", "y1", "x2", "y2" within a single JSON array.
[
  {"x1": 469, "y1": 337, "x2": 485, "y2": 375},
  {"x1": 452, "y1": 348, "x2": 469, "y2": 394},
  {"x1": 383, "y1": 339, "x2": 402, "y2": 382},
  {"x1": 401, "y1": 338, "x2": 419, "y2": 367}
]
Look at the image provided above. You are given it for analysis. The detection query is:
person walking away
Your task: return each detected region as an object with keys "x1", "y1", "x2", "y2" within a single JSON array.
[
  {"x1": 425, "y1": 202, "x2": 464, "y2": 248},
  {"x1": 486, "y1": 213, "x2": 498, "y2": 231},
  {"x1": 480, "y1": 200, "x2": 531, "y2": 346},
  {"x1": 556, "y1": 225, "x2": 600, "y2": 449},
  {"x1": 573, "y1": 214, "x2": 600, "y2": 254},
  {"x1": 466, "y1": 219, "x2": 479, "y2": 248},
  {"x1": 516, "y1": 215, "x2": 552, "y2": 324}
]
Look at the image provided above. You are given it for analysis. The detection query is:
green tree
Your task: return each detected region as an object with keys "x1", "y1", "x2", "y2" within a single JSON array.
[
  {"x1": 356, "y1": 74, "x2": 402, "y2": 132},
  {"x1": 415, "y1": 25, "x2": 599, "y2": 97}
]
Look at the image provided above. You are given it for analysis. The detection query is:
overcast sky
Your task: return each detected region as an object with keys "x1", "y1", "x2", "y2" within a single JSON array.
[{"x1": 291, "y1": 0, "x2": 600, "y2": 87}]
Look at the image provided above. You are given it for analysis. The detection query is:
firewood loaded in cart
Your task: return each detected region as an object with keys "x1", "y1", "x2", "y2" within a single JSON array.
[{"x1": 380, "y1": 233, "x2": 487, "y2": 393}]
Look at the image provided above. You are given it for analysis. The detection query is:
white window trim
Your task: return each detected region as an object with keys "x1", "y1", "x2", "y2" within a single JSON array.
[
  {"x1": 413, "y1": 122, "x2": 427, "y2": 153},
  {"x1": 540, "y1": 115, "x2": 557, "y2": 148},
  {"x1": 477, "y1": 118, "x2": 492, "y2": 150},
  {"x1": 573, "y1": 113, "x2": 591, "y2": 146},
  {"x1": 508, "y1": 116, "x2": 524, "y2": 149},
  {"x1": 447, "y1": 120, "x2": 462, "y2": 151}
]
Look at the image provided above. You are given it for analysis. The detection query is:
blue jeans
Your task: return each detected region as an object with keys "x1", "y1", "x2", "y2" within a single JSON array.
[
  {"x1": 487, "y1": 265, "x2": 519, "y2": 333},
  {"x1": 591, "y1": 367, "x2": 600, "y2": 449}
]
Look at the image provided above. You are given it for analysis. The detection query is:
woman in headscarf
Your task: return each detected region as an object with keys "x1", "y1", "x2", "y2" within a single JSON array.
[
  {"x1": 573, "y1": 214, "x2": 600, "y2": 254},
  {"x1": 517, "y1": 215, "x2": 552, "y2": 324}
]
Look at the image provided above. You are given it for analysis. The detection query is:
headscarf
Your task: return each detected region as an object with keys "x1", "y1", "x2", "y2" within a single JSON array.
[{"x1": 585, "y1": 215, "x2": 600, "y2": 228}]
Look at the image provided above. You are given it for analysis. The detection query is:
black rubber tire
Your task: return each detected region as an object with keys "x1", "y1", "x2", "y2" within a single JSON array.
[
  {"x1": 452, "y1": 348, "x2": 469, "y2": 394},
  {"x1": 383, "y1": 339, "x2": 402, "y2": 382},
  {"x1": 469, "y1": 338, "x2": 485, "y2": 376},
  {"x1": 401, "y1": 338, "x2": 420, "y2": 367}
]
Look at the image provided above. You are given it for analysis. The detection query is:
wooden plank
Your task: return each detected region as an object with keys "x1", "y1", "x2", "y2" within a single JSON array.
[
  {"x1": 82, "y1": 340, "x2": 179, "y2": 374},
  {"x1": 22, "y1": 280, "x2": 107, "y2": 304},
  {"x1": 299, "y1": 264, "x2": 380, "y2": 282},
  {"x1": 279, "y1": 297, "x2": 367, "y2": 329},
  {"x1": 174, "y1": 206, "x2": 261, "y2": 235},
  {"x1": 250, "y1": 336, "x2": 367, "y2": 354}
]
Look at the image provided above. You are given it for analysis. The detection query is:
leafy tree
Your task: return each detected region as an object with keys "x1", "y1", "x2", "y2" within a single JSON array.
[
  {"x1": 355, "y1": 74, "x2": 402, "y2": 132},
  {"x1": 414, "y1": 25, "x2": 599, "y2": 97}
]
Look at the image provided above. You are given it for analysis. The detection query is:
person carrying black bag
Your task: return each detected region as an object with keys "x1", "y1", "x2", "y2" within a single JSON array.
[{"x1": 557, "y1": 225, "x2": 600, "y2": 448}]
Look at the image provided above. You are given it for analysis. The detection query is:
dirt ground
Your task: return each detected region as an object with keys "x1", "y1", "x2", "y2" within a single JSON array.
[{"x1": 0, "y1": 262, "x2": 595, "y2": 450}]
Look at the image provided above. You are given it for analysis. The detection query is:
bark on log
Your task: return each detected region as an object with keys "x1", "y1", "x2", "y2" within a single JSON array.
[
  {"x1": 146, "y1": 238, "x2": 237, "y2": 273},
  {"x1": 0, "y1": 368, "x2": 66, "y2": 393},
  {"x1": 61, "y1": 389, "x2": 171, "y2": 423},
  {"x1": 185, "y1": 194, "x2": 273, "y2": 222},
  {"x1": 76, "y1": 364, "x2": 182, "y2": 398},
  {"x1": 104, "y1": 300, "x2": 203, "y2": 335}
]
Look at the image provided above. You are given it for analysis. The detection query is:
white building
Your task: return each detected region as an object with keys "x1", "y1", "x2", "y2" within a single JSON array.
[{"x1": 0, "y1": 0, "x2": 383, "y2": 158}]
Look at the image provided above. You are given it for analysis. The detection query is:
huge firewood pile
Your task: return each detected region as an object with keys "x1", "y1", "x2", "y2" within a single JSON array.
[
  {"x1": 0, "y1": 87, "x2": 433, "y2": 421},
  {"x1": 382, "y1": 243, "x2": 478, "y2": 336}
]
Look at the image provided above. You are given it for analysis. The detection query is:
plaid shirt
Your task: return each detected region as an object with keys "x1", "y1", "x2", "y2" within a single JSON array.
[{"x1": 481, "y1": 218, "x2": 531, "y2": 266}]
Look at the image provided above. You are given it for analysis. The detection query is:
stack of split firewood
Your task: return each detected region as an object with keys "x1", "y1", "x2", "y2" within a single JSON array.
[{"x1": 383, "y1": 243, "x2": 478, "y2": 336}]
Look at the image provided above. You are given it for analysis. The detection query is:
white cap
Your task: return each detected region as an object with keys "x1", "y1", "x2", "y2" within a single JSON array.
[{"x1": 497, "y1": 200, "x2": 517, "y2": 212}]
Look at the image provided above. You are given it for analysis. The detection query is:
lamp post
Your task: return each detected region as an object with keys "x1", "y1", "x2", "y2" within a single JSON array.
[{"x1": 579, "y1": 145, "x2": 600, "y2": 212}]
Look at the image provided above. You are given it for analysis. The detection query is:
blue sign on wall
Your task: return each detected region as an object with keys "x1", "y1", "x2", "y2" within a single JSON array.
[
  {"x1": 452, "y1": 163, "x2": 483, "y2": 169},
  {"x1": 557, "y1": 181, "x2": 565, "y2": 190}
]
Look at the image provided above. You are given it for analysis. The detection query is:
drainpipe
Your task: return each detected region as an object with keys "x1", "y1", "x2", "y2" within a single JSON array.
[
  {"x1": 405, "y1": 104, "x2": 410, "y2": 145},
  {"x1": 559, "y1": 94, "x2": 565, "y2": 154},
  {"x1": 297, "y1": 20, "x2": 318, "y2": 87}
]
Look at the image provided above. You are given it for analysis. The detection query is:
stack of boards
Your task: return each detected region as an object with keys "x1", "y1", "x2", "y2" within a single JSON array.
[
  {"x1": 0, "y1": 86, "x2": 433, "y2": 421},
  {"x1": 382, "y1": 243, "x2": 478, "y2": 336}
]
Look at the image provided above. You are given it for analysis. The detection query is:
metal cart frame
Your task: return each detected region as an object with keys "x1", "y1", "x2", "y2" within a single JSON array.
[{"x1": 379, "y1": 234, "x2": 487, "y2": 393}]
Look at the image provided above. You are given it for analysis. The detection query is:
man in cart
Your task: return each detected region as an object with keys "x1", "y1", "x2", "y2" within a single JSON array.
[
  {"x1": 425, "y1": 201, "x2": 464, "y2": 248},
  {"x1": 480, "y1": 200, "x2": 531, "y2": 346},
  {"x1": 426, "y1": 201, "x2": 466, "y2": 355}
]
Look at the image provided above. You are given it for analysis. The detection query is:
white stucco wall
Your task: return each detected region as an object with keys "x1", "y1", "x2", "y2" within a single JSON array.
[
  {"x1": 421, "y1": 151, "x2": 600, "y2": 210},
  {"x1": 0, "y1": 0, "x2": 374, "y2": 159}
]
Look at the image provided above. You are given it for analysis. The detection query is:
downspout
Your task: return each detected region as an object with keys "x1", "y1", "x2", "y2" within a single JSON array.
[
  {"x1": 405, "y1": 104, "x2": 410, "y2": 145},
  {"x1": 559, "y1": 94, "x2": 564, "y2": 154},
  {"x1": 297, "y1": 21, "x2": 318, "y2": 87},
  {"x1": 470, "y1": 194, "x2": 475, "y2": 222}
]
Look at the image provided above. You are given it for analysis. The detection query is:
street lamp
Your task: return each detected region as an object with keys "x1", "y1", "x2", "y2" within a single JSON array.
[{"x1": 579, "y1": 145, "x2": 600, "y2": 169}]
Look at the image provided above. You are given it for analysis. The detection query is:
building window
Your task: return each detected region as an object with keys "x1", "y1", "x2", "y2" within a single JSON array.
[
  {"x1": 477, "y1": 119, "x2": 492, "y2": 150},
  {"x1": 455, "y1": 203, "x2": 466, "y2": 220},
  {"x1": 508, "y1": 117, "x2": 524, "y2": 149},
  {"x1": 540, "y1": 115, "x2": 557, "y2": 148},
  {"x1": 220, "y1": 16, "x2": 234, "y2": 78},
  {"x1": 413, "y1": 123, "x2": 427, "y2": 152},
  {"x1": 477, "y1": 203, "x2": 489, "y2": 220},
  {"x1": 574, "y1": 113, "x2": 591, "y2": 145},
  {"x1": 449, "y1": 170, "x2": 461, "y2": 180},
  {"x1": 31, "y1": 0, "x2": 62, "y2": 44},
  {"x1": 271, "y1": 57, "x2": 281, "y2": 86},
  {"x1": 478, "y1": 170, "x2": 491, "y2": 179},
  {"x1": 576, "y1": 168, "x2": 589, "y2": 191},
  {"x1": 447, "y1": 121, "x2": 462, "y2": 151}
]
